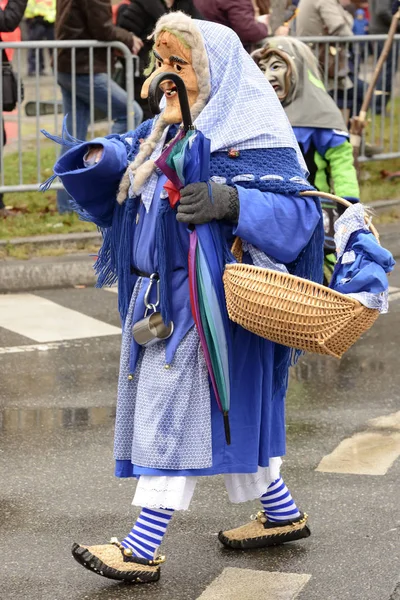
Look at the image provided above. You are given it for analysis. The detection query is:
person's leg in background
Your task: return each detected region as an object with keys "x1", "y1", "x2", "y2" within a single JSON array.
[
  {"x1": 376, "y1": 41, "x2": 392, "y2": 98},
  {"x1": 55, "y1": 72, "x2": 143, "y2": 214},
  {"x1": 27, "y1": 18, "x2": 47, "y2": 76},
  {"x1": 56, "y1": 73, "x2": 90, "y2": 214},
  {"x1": 89, "y1": 72, "x2": 143, "y2": 133},
  {"x1": 26, "y1": 18, "x2": 37, "y2": 76},
  {"x1": 375, "y1": 41, "x2": 399, "y2": 113},
  {"x1": 331, "y1": 76, "x2": 364, "y2": 123},
  {"x1": 59, "y1": 72, "x2": 142, "y2": 138},
  {"x1": 36, "y1": 20, "x2": 46, "y2": 75},
  {"x1": 0, "y1": 123, "x2": 9, "y2": 217},
  {"x1": 44, "y1": 21, "x2": 55, "y2": 75}
]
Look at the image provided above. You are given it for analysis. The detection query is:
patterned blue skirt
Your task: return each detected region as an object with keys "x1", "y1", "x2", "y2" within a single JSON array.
[{"x1": 113, "y1": 279, "x2": 213, "y2": 471}]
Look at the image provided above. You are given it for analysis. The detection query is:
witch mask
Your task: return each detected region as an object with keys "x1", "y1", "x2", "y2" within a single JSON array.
[
  {"x1": 141, "y1": 30, "x2": 200, "y2": 124},
  {"x1": 262, "y1": 53, "x2": 291, "y2": 101},
  {"x1": 252, "y1": 46, "x2": 297, "y2": 106}
]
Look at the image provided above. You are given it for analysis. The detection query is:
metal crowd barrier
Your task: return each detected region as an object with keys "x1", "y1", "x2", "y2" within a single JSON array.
[
  {"x1": 0, "y1": 40, "x2": 139, "y2": 193},
  {"x1": 298, "y1": 34, "x2": 400, "y2": 162},
  {"x1": 0, "y1": 35, "x2": 399, "y2": 196}
]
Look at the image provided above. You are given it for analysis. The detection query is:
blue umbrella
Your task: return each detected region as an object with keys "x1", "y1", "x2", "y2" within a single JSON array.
[{"x1": 150, "y1": 72, "x2": 233, "y2": 444}]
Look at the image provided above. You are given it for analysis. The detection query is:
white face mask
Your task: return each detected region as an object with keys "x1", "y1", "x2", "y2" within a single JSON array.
[{"x1": 261, "y1": 55, "x2": 290, "y2": 102}]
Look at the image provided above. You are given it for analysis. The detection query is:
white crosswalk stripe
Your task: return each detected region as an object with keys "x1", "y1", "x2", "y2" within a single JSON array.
[
  {"x1": 0, "y1": 340, "x2": 99, "y2": 355},
  {"x1": 196, "y1": 568, "x2": 311, "y2": 600},
  {"x1": 316, "y1": 411, "x2": 400, "y2": 476},
  {"x1": 0, "y1": 293, "x2": 120, "y2": 343}
]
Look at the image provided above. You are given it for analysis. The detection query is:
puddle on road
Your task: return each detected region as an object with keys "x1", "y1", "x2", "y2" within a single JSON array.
[
  {"x1": 287, "y1": 350, "x2": 390, "y2": 412},
  {"x1": 292, "y1": 353, "x2": 387, "y2": 385},
  {"x1": 0, "y1": 405, "x2": 116, "y2": 433}
]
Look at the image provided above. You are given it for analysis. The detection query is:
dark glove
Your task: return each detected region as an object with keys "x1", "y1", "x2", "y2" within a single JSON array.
[
  {"x1": 393, "y1": 0, "x2": 400, "y2": 15},
  {"x1": 176, "y1": 182, "x2": 240, "y2": 225}
]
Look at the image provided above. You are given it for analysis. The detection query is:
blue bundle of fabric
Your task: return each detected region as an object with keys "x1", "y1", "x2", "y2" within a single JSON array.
[{"x1": 331, "y1": 204, "x2": 395, "y2": 313}]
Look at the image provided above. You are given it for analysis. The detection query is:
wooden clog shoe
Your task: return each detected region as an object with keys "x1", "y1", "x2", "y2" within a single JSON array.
[
  {"x1": 218, "y1": 511, "x2": 310, "y2": 550},
  {"x1": 71, "y1": 537, "x2": 164, "y2": 583}
]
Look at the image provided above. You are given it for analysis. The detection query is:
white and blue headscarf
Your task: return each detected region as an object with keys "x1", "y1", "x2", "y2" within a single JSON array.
[
  {"x1": 131, "y1": 13, "x2": 307, "y2": 210},
  {"x1": 194, "y1": 19, "x2": 305, "y2": 162}
]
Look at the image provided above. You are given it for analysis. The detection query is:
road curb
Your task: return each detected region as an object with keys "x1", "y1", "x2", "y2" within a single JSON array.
[
  {"x1": 370, "y1": 198, "x2": 400, "y2": 212},
  {"x1": 0, "y1": 254, "x2": 96, "y2": 293},
  {"x1": 0, "y1": 231, "x2": 101, "y2": 249}
]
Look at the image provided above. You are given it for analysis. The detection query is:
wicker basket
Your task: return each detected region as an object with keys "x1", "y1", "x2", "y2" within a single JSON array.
[{"x1": 223, "y1": 191, "x2": 380, "y2": 359}]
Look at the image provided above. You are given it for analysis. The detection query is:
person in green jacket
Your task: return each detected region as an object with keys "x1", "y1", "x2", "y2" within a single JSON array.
[{"x1": 252, "y1": 36, "x2": 360, "y2": 281}]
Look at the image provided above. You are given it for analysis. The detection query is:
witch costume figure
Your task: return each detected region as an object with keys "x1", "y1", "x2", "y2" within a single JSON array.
[
  {"x1": 44, "y1": 13, "x2": 324, "y2": 584},
  {"x1": 252, "y1": 37, "x2": 360, "y2": 282}
]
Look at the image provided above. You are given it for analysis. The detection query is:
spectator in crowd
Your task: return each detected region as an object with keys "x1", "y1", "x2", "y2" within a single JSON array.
[
  {"x1": 0, "y1": 0, "x2": 28, "y2": 218},
  {"x1": 55, "y1": 0, "x2": 144, "y2": 214},
  {"x1": 342, "y1": 1, "x2": 370, "y2": 19},
  {"x1": 296, "y1": 0, "x2": 353, "y2": 37},
  {"x1": 295, "y1": 0, "x2": 365, "y2": 120},
  {"x1": 340, "y1": 0, "x2": 362, "y2": 18},
  {"x1": 253, "y1": 36, "x2": 359, "y2": 282},
  {"x1": 0, "y1": 0, "x2": 27, "y2": 29},
  {"x1": 264, "y1": 0, "x2": 299, "y2": 36},
  {"x1": 253, "y1": 0, "x2": 270, "y2": 15},
  {"x1": 352, "y1": 7, "x2": 369, "y2": 35},
  {"x1": 253, "y1": 0, "x2": 295, "y2": 36},
  {"x1": 117, "y1": 0, "x2": 202, "y2": 120},
  {"x1": 193, "y1": 0, "x2": 270, "y2": 51},
  {"x1": 370, "y1": 0, "x2": 400, "y2": 102},
  {"x1": 24, "y1": 0, "x2": 55, "y2": 76},
  {"x1": 342, "y1": 0, "x2": 356, "y2": 18}
]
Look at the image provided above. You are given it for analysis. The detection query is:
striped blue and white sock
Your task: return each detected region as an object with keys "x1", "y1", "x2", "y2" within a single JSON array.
[
  {"x1": 121, "y1": 507, "x2": 174, "y2": 560},
  {"x1": 260, "y1": 478, "x2": 301, "y2": 522}
]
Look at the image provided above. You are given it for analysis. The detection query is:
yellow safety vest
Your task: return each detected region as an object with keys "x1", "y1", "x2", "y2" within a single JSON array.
[{"x1": 24, "y1": 0, "x2": 56, "y2": 23}]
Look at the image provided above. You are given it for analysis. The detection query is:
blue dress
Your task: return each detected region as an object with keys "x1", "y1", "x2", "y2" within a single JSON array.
[{"x1": 50, "y1": 119, "x2": 323, "y2": 479}]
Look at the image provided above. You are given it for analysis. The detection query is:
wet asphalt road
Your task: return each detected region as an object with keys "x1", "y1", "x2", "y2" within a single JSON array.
[{"x1": 1, "y1": 273, "x2": 400, "y2": 600}]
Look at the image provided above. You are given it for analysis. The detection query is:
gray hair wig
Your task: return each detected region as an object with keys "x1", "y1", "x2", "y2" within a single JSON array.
[{"x1": 272, "y1": 36, "x2": 322, "y2": 79}]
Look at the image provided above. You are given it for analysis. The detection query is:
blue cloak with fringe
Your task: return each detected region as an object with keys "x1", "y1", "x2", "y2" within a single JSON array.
[{"x1": 46, "y1": 118, "x2": 324, "y2": 477}]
